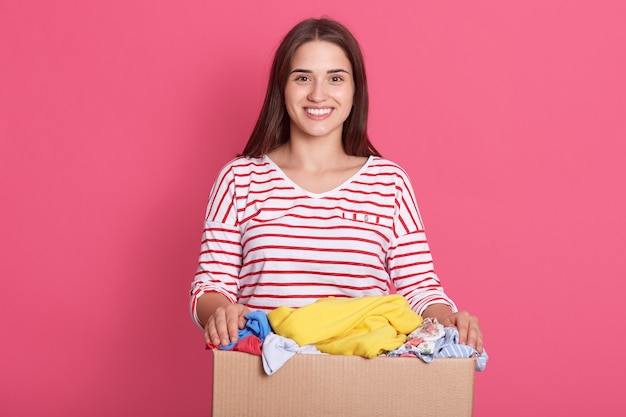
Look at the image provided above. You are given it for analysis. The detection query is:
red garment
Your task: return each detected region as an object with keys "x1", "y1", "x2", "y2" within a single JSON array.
[{"x1": 232, "y1": 335, "x2": 262, "y2": 355}]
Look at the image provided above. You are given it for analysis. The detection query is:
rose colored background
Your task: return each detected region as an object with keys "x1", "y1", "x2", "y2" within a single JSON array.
[{"x1": 1, "y1": 0, "x2": 625, "y2": 416}]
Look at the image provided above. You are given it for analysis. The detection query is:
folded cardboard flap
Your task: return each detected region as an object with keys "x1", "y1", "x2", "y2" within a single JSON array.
[{"x1": 211, "y1": 350, "x2": 475, "y2": 417}]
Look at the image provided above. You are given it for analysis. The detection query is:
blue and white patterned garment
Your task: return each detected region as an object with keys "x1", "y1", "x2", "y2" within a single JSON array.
[{"x1": 386, "y1": 326, "x2": 488, "y2": 371}]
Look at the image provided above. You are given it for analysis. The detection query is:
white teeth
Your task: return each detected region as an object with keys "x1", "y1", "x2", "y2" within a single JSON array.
[{"x1": 306, "y1": 108, "x2": 331, "y2": 116}]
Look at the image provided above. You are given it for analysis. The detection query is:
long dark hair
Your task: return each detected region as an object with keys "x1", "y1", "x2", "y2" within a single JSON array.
[{"x1": 240, "y1": 18, "x2": 380, "y2": 158}]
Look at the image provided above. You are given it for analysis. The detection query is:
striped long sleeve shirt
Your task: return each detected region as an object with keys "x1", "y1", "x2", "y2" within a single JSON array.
[{"x1": 190, "y1": 155, "x2": 457, "y2": 329}]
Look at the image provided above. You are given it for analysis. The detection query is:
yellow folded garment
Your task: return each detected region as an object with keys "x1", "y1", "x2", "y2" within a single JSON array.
[{"x1": 267, "y1": 295, "x2": 423, "y2": 358}]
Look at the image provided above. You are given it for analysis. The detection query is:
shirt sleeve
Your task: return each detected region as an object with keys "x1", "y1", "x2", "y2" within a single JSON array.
[
  {"x1": 189, "y1": 162, "x2": 242, "y2": 329},
  {"x1": 387, "y1": 168, "x2": 458, "y2": 315}
]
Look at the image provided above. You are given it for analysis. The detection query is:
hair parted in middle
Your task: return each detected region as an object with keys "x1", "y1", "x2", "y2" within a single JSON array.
[{"x1": 240, "y1": 17, "x2": 381, "y2": 158}]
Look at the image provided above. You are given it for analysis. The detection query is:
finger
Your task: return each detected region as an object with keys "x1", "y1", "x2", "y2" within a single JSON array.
[
  {"x1": 203, "y1": 323, "x2": 212, "y2": 346},
  {"x1": 455, "y1": 314, "x2": 470, "y2": 346},
  {"x1": 212, "y1": 309, "x2": 234, "y2": 347},
  {"x1": 204, "y1": 319, "x2": 222, "y2": 347},
  {"x1": 226, "y1": 311, "x2": 241, "y2": 345},
  {"x1": 465, "y1": 324, "x2": 479, "y2": 350},
  {"x1": 475, "y1": 333, "x2": 484, "y2": 354},
  {"x1": 238, "y1": 308, "x2": 248, "y2": 329},
  {"x1": 462, "y1": 316, "x2": 483, "y2": 352},
  {"x1": 467, "y1": 330, "x2": 484, "y2": 353},
  {"x1": 472, "y1": 321, "x2": 484, "y2": 354}
]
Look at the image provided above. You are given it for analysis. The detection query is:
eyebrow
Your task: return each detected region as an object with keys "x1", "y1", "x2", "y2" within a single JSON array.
[{"x1": 290, "y1": 68, "x2": 350, "y2": 74}]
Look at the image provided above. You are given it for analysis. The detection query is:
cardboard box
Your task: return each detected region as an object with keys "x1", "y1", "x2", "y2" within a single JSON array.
[{"x1": 211, "y1": 349, "x2": 475, "y2": 417}]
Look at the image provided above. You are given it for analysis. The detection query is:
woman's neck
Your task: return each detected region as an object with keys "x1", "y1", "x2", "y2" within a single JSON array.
[
  {"x1": 272, "y1": 131, "x2": 349, "y2": 171},
  {"x1": 268, "y1": 143, "x2": 368, "y2": 194}
]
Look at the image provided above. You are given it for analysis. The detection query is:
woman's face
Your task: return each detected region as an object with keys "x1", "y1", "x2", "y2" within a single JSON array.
[{"x1": 284, "y1": 40, "x2": 354, "y2": 142}]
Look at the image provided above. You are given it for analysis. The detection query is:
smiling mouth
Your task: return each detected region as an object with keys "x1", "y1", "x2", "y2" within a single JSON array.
[{"x1": 305, "y1": 108, "x2": 332, "y2": 116}]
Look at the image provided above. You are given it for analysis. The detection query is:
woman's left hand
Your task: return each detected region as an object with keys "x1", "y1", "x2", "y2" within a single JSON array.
[{"x1": 442, "y1": 310, "x2": 484, "y2": 354}]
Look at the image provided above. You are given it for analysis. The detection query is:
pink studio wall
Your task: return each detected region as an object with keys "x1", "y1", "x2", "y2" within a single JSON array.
[{"x1": 1, "y1": 1, "x2": 625, "y2": 416}]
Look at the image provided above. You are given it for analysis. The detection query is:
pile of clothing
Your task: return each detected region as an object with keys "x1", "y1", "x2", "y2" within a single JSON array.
[{"x1": 206, "y1": 294, "x2": 488, "y2": 375}]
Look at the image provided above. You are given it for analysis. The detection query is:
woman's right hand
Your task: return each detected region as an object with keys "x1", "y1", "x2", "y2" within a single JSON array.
[{"x1": 204, "y1": 302, "x2": 251, "y2": 347}]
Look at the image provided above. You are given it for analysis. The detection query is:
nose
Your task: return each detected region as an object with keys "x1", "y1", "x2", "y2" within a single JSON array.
[{"x1": 307, "y1": 80, "x2": 327, "y2": 102}]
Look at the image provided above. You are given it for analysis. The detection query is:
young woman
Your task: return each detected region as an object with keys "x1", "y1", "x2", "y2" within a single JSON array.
[{"x1": 190, "y1": 17, "x2": 484, "y2": 353}]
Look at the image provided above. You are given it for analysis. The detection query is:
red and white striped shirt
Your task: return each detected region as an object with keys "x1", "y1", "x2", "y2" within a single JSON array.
[{"x1": 190, "y1": 155, "x2": 457, "y2": 328}]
